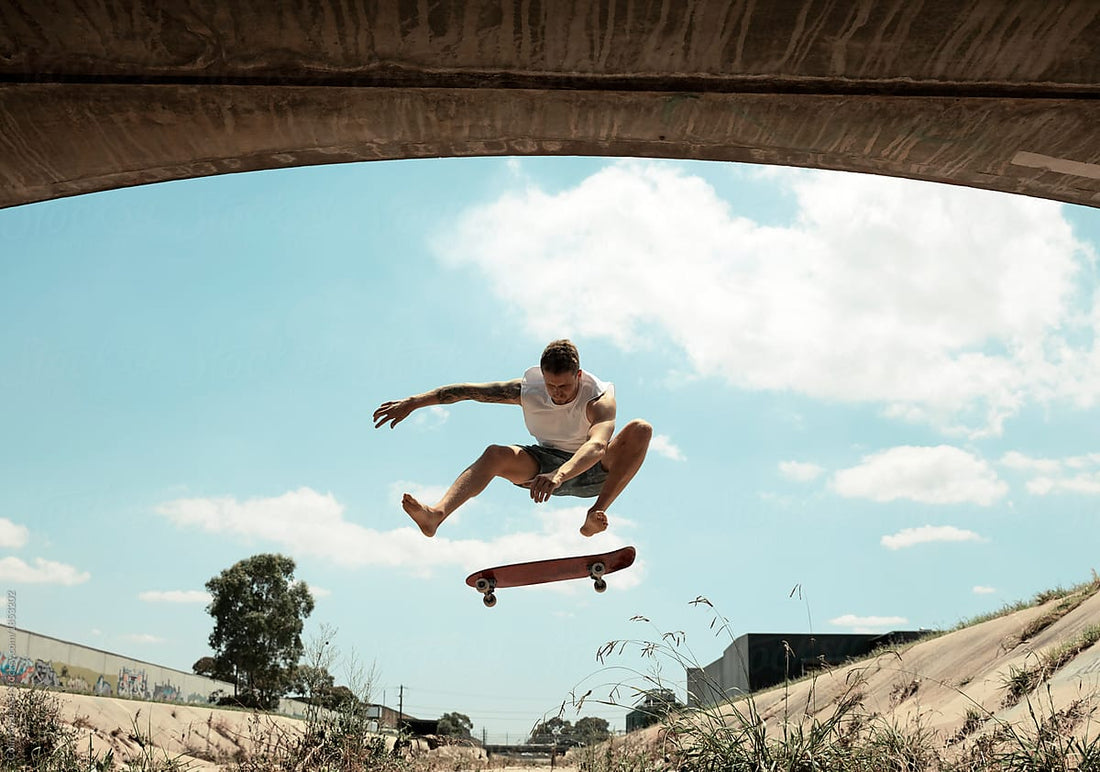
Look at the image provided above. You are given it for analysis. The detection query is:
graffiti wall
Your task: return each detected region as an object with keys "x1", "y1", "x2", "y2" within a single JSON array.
[{"x1": 0, "y1": 628, "x2": 311, "y2": 718}]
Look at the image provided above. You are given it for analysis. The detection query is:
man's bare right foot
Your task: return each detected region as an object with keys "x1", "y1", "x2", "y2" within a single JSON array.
[
  {"x1": 580, "y1": 509, "x2": 608, "y2": 537},
  {"x1": 402, "y1": 493, "x2": 445, "y2": 537}
]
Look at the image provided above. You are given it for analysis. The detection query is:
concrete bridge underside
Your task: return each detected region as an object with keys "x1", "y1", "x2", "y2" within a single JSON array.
[{"x1": 1, "y1": 0, "x2": 1098, "y2": 210}]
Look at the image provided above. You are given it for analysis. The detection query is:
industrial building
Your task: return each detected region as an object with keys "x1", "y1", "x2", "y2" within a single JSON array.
[
  {"x1": 687, "y1": 631, "x2": 928, "y2": 708},
  {"x1": 625, "y1": 688, "x2": 682, "y2": 732}
]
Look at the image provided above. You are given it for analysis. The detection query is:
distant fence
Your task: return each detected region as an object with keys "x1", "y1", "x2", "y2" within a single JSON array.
[{"x1": 0, "y1": 626, "x2": 313, "y2": 718}]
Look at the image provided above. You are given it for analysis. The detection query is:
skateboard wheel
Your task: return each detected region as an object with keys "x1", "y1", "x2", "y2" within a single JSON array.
[
  {"x1": 594, "y1": 578, "x2": 607, "y2": 593},
  {"x1": 483, "y1": 593, "x2": 497, "y2": 608},
  {"x1": 589, "y1": 561, "x2": 606, "y2": 579},
  {"x1": 476, "y1": 577, "x2": 494, "y2": 594}
]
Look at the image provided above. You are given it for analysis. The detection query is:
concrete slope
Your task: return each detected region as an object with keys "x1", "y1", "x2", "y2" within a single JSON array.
[
  {"x1": 586, "y1": 583, "x2": 1100, "y2": 765},
  {"x1": 734, "y1": 587, "x2": 1099, "y2": 755}
]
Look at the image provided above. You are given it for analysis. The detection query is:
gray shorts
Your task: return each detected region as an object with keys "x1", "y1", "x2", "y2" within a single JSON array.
[{"x1": 518, "y1": 444, "x2": 608, "y2": 498}]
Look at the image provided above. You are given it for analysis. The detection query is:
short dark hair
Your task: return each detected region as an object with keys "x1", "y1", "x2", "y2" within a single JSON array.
[{"x1": 540, "y1": 339, "x2": 580, "y2": 374}]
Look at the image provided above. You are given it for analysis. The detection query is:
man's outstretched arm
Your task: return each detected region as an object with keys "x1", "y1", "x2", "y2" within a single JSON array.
[{"x1": 373, "y1": 380, "x2": 521, "y2": 429}]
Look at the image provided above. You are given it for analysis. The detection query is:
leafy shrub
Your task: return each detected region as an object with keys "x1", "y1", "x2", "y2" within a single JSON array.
[{"x1": 0, "y1": 687, "x2": 75, "y2": 766}]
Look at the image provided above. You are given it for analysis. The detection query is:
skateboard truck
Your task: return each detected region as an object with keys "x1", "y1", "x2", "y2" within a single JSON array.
[
  {"x1": 475, "y1": 576, "x2": 498, "y2": 607},
  {"x1": 589, "y1": 560, "x2": 607, "y2": 593}
]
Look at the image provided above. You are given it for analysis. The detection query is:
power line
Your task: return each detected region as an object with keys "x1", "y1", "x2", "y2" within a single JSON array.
[{"x1": 378, "y1": 683, "x2": 573, "y2": 703}]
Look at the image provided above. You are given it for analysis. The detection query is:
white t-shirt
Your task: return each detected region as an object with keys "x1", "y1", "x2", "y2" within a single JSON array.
[{"x1": 519, "y1": 366, "x2": 613, "y2": 453}]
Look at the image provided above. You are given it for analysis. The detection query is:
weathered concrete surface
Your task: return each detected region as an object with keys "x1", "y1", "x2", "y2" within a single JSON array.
[{"x1": 1, "y1": 0, "x2": 1098, "y2": 209}]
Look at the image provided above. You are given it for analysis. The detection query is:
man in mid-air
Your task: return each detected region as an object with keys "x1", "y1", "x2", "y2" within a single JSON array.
[{"x1": 373, "y1": 339, "x2": 652, "y2": 538}]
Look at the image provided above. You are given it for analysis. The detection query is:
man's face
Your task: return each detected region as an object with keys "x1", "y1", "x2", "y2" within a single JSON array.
[{"x1": 542, "y1": 369, "x2": 582, "y2": 405}]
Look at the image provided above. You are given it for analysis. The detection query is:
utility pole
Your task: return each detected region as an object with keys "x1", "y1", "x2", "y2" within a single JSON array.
[{"x1": 398, "y1": 684, "x2": 404, "y2": 728}]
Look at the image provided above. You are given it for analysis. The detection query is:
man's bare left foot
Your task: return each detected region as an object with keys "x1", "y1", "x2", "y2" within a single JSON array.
[
  {"x1": 402, "y1": 493, "x2": 445, "y2": 537},
  {"x1": 580, "y1": 509, "x2": 608, "y2": 537}
]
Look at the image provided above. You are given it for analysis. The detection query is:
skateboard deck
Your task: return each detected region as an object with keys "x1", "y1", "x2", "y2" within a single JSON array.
[{"x1": 465, "y1": 545, "x2": 636, "y2": 607}]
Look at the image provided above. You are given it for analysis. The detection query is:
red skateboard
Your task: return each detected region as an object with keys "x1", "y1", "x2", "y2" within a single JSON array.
[{"x1": 465, "y1": 545, "x2": 636, "y2": 607}]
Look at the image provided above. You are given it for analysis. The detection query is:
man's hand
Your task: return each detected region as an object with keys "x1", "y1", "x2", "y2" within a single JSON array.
[
  {"x1": 528, "y1": 471, "x2": 564, "y2": 503},
  {"x1": 373, "y1": 398, "x2": 417, "y2": 429}
]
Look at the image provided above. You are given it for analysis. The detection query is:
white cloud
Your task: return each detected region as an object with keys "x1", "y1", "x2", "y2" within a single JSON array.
[
  {"x1": 650, "y1": 434, "x2": 685, "y2": 461},
  {"x1": 881, "y1": 525, "x2": 985, "y2": 550},
  {"x1": 973, "y1": 586, "x2": 996, "y2": 595},
  {"x1": 156, "y1": 487, "x2": 642, "y2": 587},
  {"x1": 779, "y1": 461, "x2": 825, "y2": 482},
  {"x1": 412, "y1": 405, "x2": 450, "y2": 430},
  {"x1": 829, "y1": 614, "x2": 909, "y2": 633},
  {"x1": 440, "y1": 162, "x2": 1097, "y2": 437},
  {"x1": 1066, "y1": 454, "x2": 1100, "y2": 469},
  {"x1": 1029, "y1": 475, "x2": 1100, "y2": 495},
  {"x1": 831, "y1": 446, "x2": 1007, "y2": 506},
  {"x1": 0, "y1": 519, "x2": 29, "y2": 549},
  {"x1": 1000, "y1": 451, "x2": 1064, "y2": 474},
  {"x1": 138, "y1": 590, "x2": 211, "y2": 604},
  {"x1": 121, "y1": 634, "x2": 165, "y2": 645},
  {"x1": 1002, "y1": 451, "x2": 1100, "y2": 495},
  {"x1": 0, "y1": 557, "x2": 89, "y2": 585}
]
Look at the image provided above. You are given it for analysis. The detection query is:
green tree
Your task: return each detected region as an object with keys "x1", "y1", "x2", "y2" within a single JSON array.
[
  {"x1": 438, "y1": 711, "x2": 473, "y2": 738},
  {"x1": 191, "y1": 656, "x2": 220, "y2": 678},
  {"x1": 205, "y1": 553, "x2": 315, "y2": 709},
  {"x1": 573, "y1": 716, "x2": 611, "y2": 745},
  {"x1": 326, "y1": 684, "x2": 359, "y2": 710},
  {"x1": 529, "y1": 716, "x2": 610, "y2": 746},
  {"x1": 291, "y1": 664, "x2": 336, "y2": 702},
  {"x1": 529, "y1": 716, "x2": 570, "y2": 744}
]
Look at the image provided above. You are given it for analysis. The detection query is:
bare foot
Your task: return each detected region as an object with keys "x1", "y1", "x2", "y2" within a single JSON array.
[
  {"x1": 580, "y1": 509, "x2": 608, "y2": 537},
  {"x1": 402, "y1": 493, "x2": 445, "y2": 537}
]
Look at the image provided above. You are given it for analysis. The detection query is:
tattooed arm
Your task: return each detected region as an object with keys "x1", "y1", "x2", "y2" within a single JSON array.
[{"x1": 373, "y1": 380, "x2": 521, "y2": 429}]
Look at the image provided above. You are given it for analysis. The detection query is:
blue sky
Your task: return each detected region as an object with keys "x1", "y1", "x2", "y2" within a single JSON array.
[{"x1": 2, "y1": 156, "x2": 1099, "y2": 741}]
